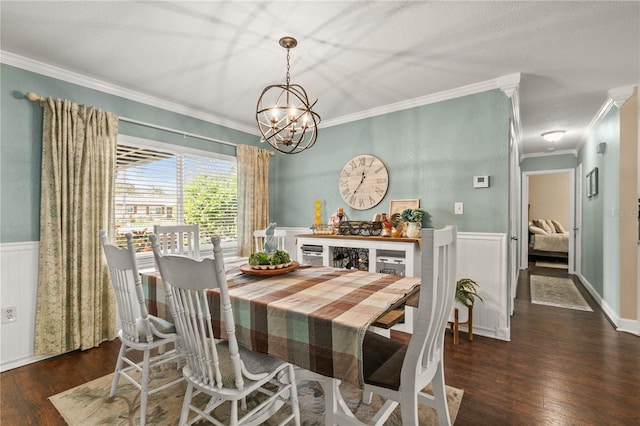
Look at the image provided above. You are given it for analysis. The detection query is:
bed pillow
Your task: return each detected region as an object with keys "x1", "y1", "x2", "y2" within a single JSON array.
[
  {"x1": 533, "y1": 219, "x2": 553, "y2": 234},
  {"x1": 551, "y1": 219, "x2": 566, "y2": 233},
  {"x1": 529, "y1": 225, "x2": 547, "y2": 235},
  {"x1": 545, "y1": 219, "x2": 557, "y2": 233}
]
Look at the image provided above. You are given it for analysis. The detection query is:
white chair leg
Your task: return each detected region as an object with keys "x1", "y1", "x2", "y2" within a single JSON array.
[
  {"x1": 362, "y1": 389, "x2": 373, "y2": 404},
  {"x1": 400, "y1": 392, "x2": 419, "y2": 426},
  {"x1": 110, "y1": 343, "x2": 126, "y2": 397},
  {"x1": 230, "y1": 400, "x2": 239, "y2": 425},
  {"x1": 139, "y1": 350, "x2": 151, "y2": 426},
  {"x1": 430, "y1": 362, "x2": 451, "y2": 426},
  {"x1": 179, "y1": 383, "x2": 194, "y2": 425}
]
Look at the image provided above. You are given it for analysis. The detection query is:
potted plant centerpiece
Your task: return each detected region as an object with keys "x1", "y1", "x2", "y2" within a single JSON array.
[
  {"x1": 248, "y1": 250, "x2": 291, "y2": 270},
  {"x1": 401, "y1": 208, "x2": 427, "y2": 238}
]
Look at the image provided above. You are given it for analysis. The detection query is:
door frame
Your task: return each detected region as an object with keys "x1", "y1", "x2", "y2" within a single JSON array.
[
  {"x1": 520, "y1": 168, "x2": 576, "y2": 272},
  {"x1": 574, "y1": 163, "x2": 582, "y2": 275}
]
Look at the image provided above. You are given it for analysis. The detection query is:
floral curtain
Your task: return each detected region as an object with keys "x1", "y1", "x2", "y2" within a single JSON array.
[
  {"x1": 236, "y1": 145, "x2": 271, "y2": 256},
  {"x1": 34, "y1": 97, "x2": 118, "y2": 355}
]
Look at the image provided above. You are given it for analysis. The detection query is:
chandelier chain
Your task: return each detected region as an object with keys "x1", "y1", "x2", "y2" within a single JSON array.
[{"x1": 286, "y1": 49, "x2": 291, "y2": 86}]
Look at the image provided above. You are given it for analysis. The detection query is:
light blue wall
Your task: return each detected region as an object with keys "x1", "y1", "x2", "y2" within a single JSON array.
[
  {"x1": 0, "y1": 64, "x2": 258, "y2": 243},
  {"x1": 577, "y1": 108, "x2": 620, "y2": 306},
  {"x1": 2, "y1": 64, "x2": 511, "y2": 243},
  {"x1": 520, "y1": 153, "x2": 577, "y2": 172},
  {"x1": 270, "y1": 90, "x2": 512, "y2": 233}
]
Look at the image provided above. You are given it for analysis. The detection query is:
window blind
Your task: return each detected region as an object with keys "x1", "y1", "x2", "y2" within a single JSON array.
[{"x1": 115, "y1": 143, "x2": 238, "y2": 251}]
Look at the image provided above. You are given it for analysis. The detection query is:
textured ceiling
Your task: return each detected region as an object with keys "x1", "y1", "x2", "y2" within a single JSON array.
[{"x1": 1, "y1": 1, "x2": 638, "y2": 156}]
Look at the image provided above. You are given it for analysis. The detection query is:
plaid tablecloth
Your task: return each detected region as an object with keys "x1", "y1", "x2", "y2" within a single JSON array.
[{"x1": 143, "y1": 266, "x2": 419, "y2": 386}]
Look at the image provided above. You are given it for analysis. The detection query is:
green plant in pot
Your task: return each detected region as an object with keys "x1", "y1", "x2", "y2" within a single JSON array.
[
  {"x1": 451, "y1": 278, "x2": 483, "y2": 344},
  {"x1": 455, "y1": 278, "x2": 483, "y2": 307},
  {"x1": 401, "y1": 208, "x2": 427, "y2": 238}
]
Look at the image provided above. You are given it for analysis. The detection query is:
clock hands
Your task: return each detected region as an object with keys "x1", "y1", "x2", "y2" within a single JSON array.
[{"x1": 352, "y1": 170, "x2": 366, "y2": 196}]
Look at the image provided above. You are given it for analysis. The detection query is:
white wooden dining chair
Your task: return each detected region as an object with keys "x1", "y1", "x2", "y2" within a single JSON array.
[
  {"x1": 150, "y1": 234, "x2": 301, "y2": 426},
  {"x1": 153, "y1": 224, "x2": 200, "y2": 258},
  {"x1": 253, "y1": 228, "x2": 286, "y2": 252},
  {"x1": 359, "y1": 225, "x2": 458, "y2": 426},
  {"x1": 99, "y1": 230, "x2": 182, "y2": 426}
]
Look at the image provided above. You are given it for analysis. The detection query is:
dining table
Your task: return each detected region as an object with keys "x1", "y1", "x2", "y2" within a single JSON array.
[{"x1": 142, "y1": 264, "x2": 421, "y2": 424}]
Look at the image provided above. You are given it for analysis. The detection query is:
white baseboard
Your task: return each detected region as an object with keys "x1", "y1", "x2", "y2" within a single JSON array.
[
  {"x1": 1, "y1": 354, "x2": 53, "y2": 373},
  {"x1": 616, "y1": 318, "x2": 640, "y2": 336},
  {"x1": 576, "y1": 273, "x2": 619, "y2": 326}
]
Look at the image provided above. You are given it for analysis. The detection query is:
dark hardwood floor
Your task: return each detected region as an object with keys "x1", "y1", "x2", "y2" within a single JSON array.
[{"x1": 1, "y1": 265, "x2": 639, "y2": 425}]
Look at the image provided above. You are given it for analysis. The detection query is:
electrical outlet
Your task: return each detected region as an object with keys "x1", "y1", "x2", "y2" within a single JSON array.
[{"x1": 2, "y1": 306, "x2": 17, "y2": 324}]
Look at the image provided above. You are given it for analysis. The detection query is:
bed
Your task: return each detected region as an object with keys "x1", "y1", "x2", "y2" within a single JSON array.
[{"x1": 528, "y1": 218, "x2": 569, "y2": 260}]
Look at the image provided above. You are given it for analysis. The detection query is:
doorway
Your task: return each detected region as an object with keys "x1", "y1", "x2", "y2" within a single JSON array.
[{"x1": 520, "y1": 169, "x2": 576, "y2": 273}]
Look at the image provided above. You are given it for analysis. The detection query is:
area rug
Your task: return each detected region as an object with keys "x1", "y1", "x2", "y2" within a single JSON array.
[
  {"x1": 530, "y1": 275, "x2": 593, "y2": 311},
  {"x1": 535, "y1": 261, "x2": 568, "y2": 269},
  {"x1": 50, "y1": 363, "x2": 463, "y2": 425}
]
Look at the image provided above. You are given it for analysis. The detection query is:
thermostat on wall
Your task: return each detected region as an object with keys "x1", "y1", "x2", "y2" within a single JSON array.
[{"x1": 473, "y1": 175, "x2": 490, "y2": 188}]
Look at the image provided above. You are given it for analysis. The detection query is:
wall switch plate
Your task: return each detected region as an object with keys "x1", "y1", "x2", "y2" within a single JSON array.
[
  {"x1": 454, "y1": 202, "x2": 464, "y2": 215},
  {"x1": 2, "y1": 306, "x2": 17, "y2": 324}
]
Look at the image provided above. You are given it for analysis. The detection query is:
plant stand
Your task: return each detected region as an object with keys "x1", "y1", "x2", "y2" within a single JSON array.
[{"x1": 449, "y1": 305, "x2": 473, "y2": 345}]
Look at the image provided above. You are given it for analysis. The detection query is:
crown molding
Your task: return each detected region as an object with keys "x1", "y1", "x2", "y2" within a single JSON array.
[
  {"x1": 609, "y1": 85, "x2": 635, "y2": 108},
  {"x1": 574, "y1": 84, "x2": 637, "y2": 153},
  {"x1": 498, "y1": 73, "x2": 523, "y2": 153},
  {"x1": 3, "y1": 50, "x2": 528, "y2": 138},
  {"x1": 520, "y1": 148, "x2": 578, "y2": 161},
  {"x1": 321, "y1": 73, "x2": 521, "y2": 128},
  {"x1": 1, "y1": 50, "x2": 258, "y2": 135}
]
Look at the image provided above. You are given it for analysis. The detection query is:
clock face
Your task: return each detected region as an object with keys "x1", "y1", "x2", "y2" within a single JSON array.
[{"x1": 339, "y1": 155, "x2": 389, "y2": 210}]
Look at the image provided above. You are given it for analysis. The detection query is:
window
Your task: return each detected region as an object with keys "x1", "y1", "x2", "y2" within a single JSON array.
[{"x1": 114, "y1": 137, "x2": 238, "y2": 256}]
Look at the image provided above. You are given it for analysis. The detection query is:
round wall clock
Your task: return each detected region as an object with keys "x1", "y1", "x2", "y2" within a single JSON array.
[{"x1": 339, "y1": 154, "x2": 389, "y2": 210}]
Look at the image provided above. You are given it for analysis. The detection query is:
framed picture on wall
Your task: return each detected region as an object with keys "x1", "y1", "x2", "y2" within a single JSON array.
[
  {"x1": 587, "y1": 167, "x2": 598, "y2": 198},
  {"x1": 389, "y1": 199, "x2": 420, "y2": 217}
]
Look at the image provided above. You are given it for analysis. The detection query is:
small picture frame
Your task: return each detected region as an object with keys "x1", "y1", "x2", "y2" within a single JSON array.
[
  {"x1": 586, "y1": 167, "x2": 598, "y2": 198},
  {"x1": 389, "y1": 199, "x2": 420, "y2": 217}
]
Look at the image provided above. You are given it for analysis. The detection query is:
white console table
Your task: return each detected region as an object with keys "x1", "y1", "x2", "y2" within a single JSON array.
[{"x1": 295, "y1": 234, "x2": 421, "y2": 277}]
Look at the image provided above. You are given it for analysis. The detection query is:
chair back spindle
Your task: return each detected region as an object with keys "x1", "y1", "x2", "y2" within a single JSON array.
[
  {"x1": 151, "y1": 234, "x2": 244, "y2": 390},
  {"x1": 153, "y1": 224, "x2": 200, "y2": 259},
  {"x1": 100, "y1": 230, "x2": 153, "y2": 343}
]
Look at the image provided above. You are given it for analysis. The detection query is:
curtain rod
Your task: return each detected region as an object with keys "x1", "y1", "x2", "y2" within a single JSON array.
[{"x1": 25, "y1": 91, "x2": 241, "y2": 149}]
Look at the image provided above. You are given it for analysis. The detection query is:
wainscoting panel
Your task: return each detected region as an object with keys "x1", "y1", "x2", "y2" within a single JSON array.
[
  {"x1": 0, "y1": 242, "x2": 48, "y2": 371},
  {"x1": 457, "y1": 232, "x2": 509, "y2": 341}
]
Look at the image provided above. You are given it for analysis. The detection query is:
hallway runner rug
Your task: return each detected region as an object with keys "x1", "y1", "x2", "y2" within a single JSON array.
[
  {"x1": 535, "y1": 261, "x2": 568, "y2": 269},
  {"x1": 530, "y1": 275, "x2": 593, "y2": 311},
  {"x1": 49, "y1": 363, "x2": 463, "y2": 425}
]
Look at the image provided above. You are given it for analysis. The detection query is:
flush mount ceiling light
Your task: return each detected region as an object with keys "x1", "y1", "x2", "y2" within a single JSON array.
[
  {"x1": 256, "y1": 36, "x2": 320, "y2": 154},
  {"x1": 541, "y1": 130, "x2": 566, "y2": 143}
]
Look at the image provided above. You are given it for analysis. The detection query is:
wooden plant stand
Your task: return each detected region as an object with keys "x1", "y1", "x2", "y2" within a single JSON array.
[{"x1": 450, "y1": 305, "x2": 473, "y2": 345}]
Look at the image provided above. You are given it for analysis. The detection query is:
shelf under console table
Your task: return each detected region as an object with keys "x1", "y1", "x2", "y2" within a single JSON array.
[{"x1": 295, "y1": 234, "x2": 421, "y2": 278}]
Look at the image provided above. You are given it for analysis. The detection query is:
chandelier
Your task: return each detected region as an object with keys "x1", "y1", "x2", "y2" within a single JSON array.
[{"x1": 256, "y1": 37, "x2": 320, "y2": 154}]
